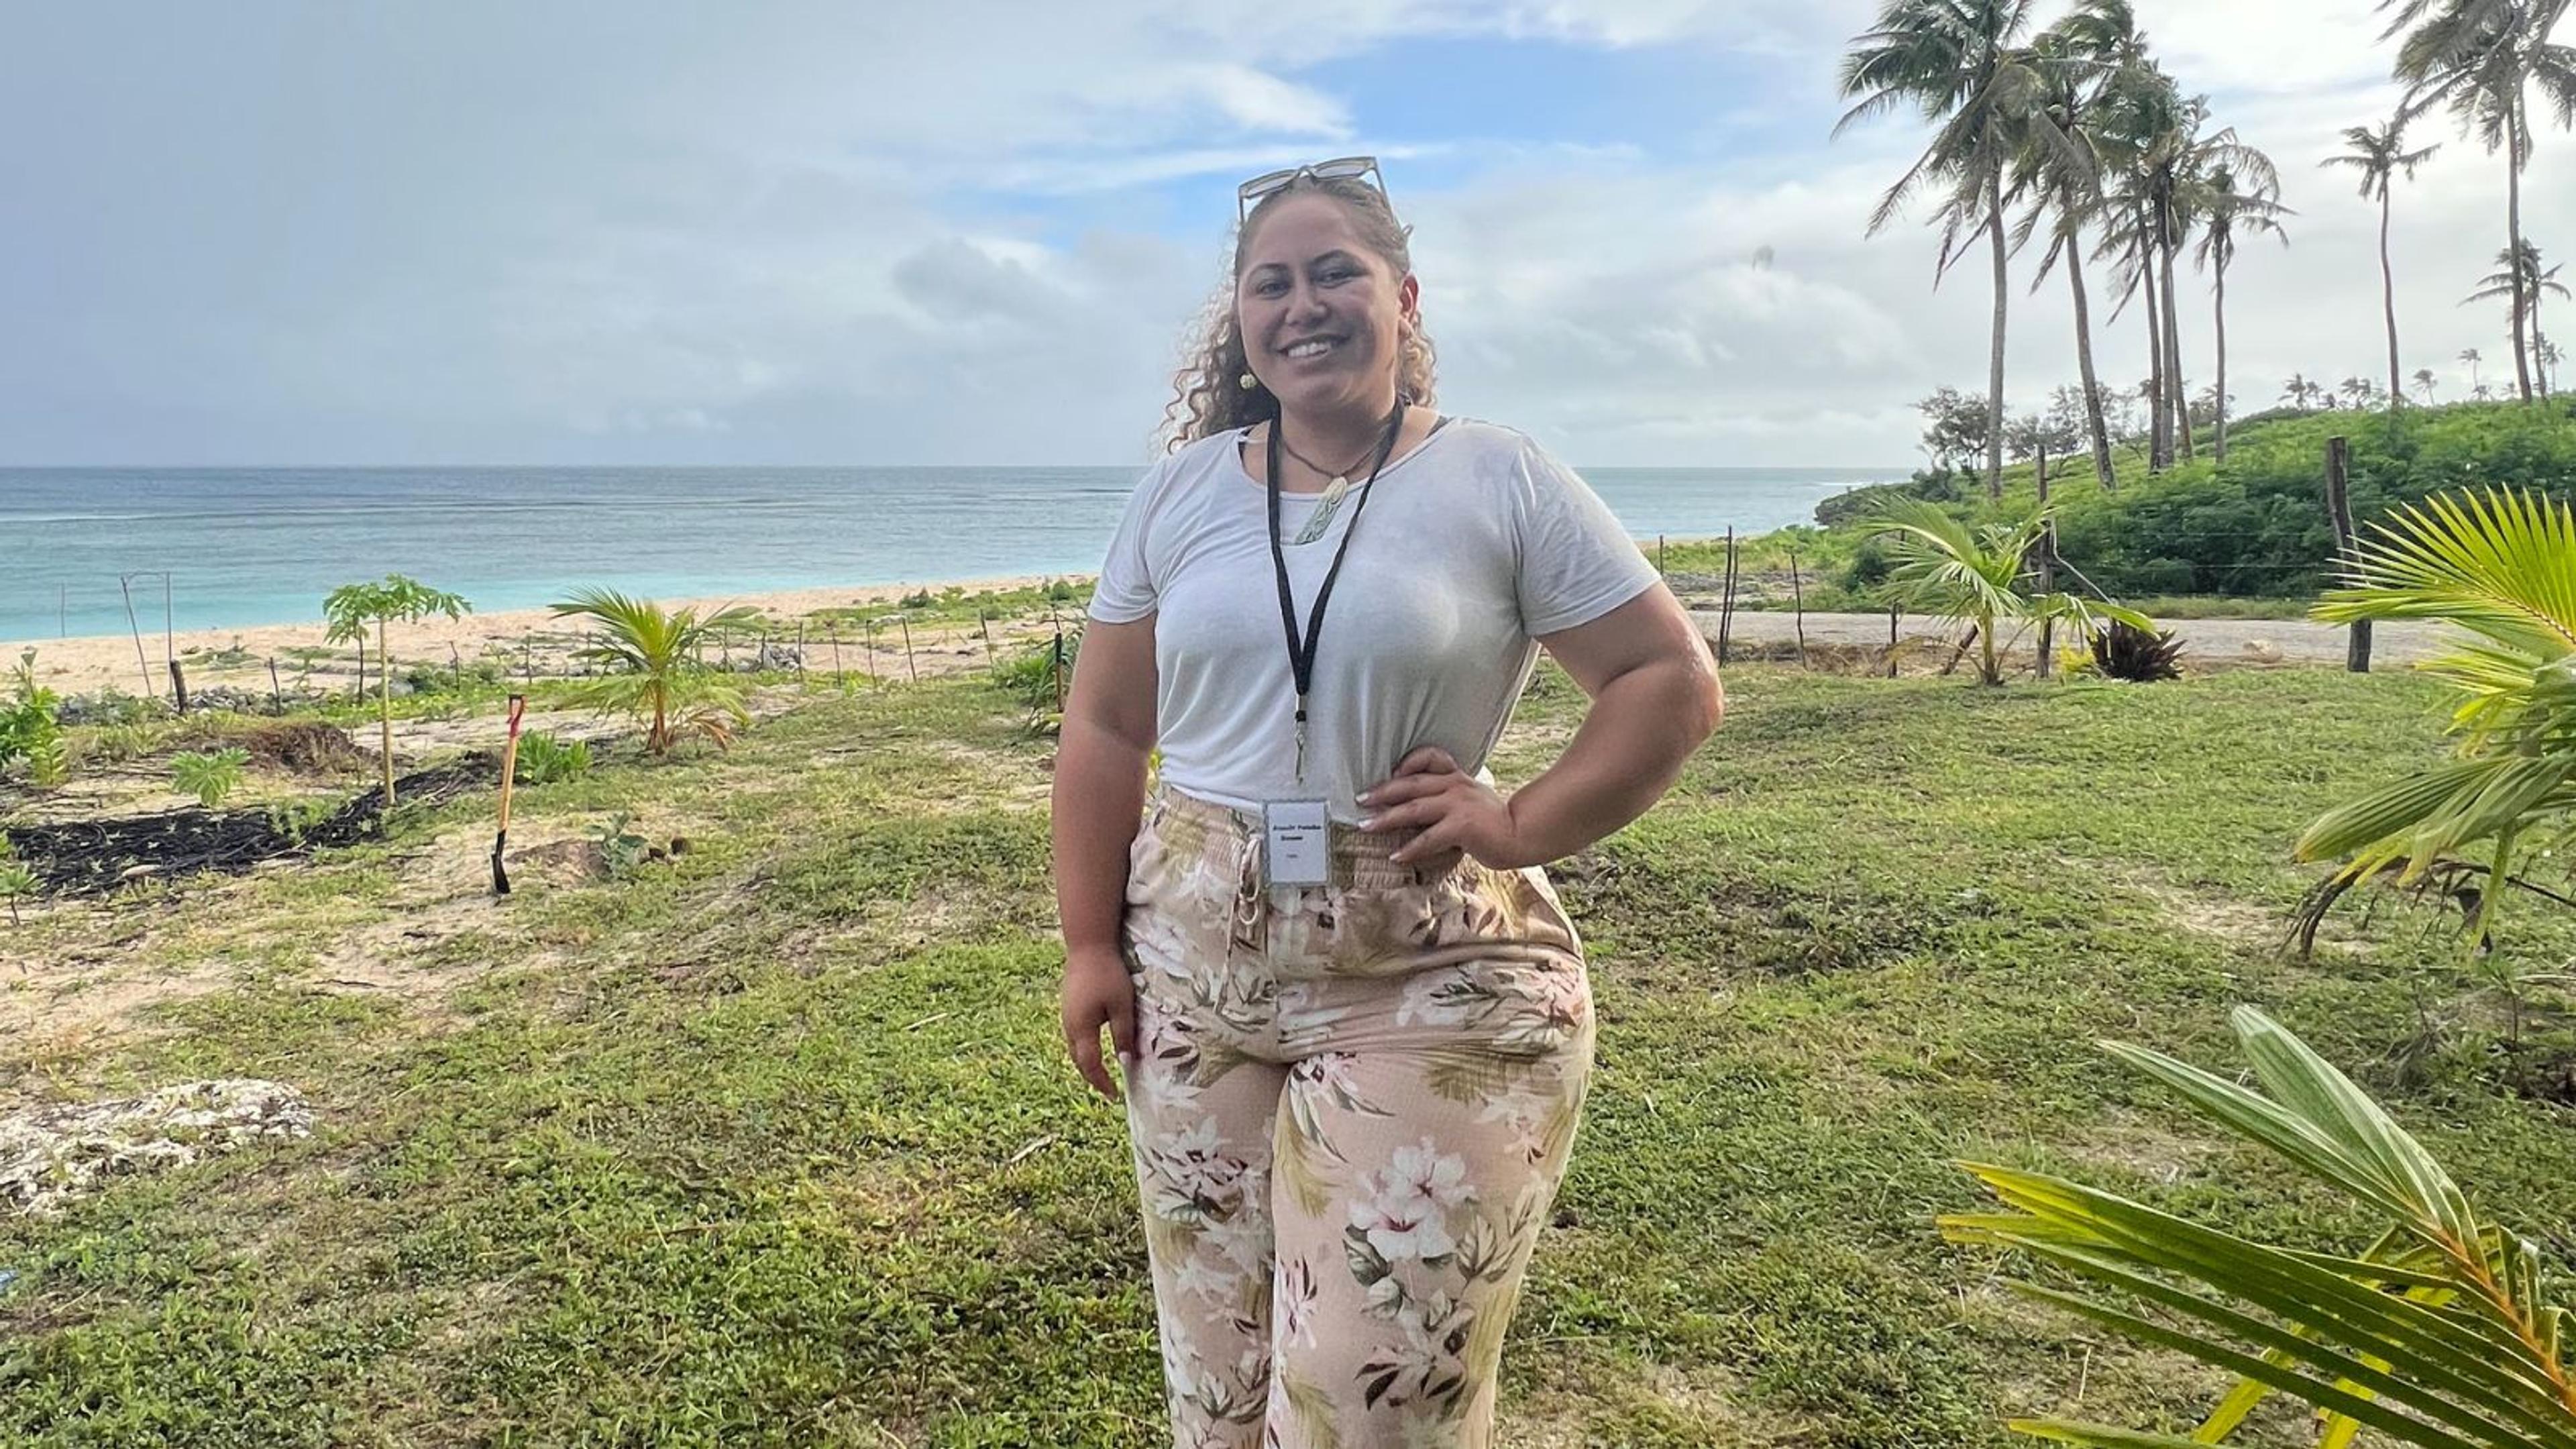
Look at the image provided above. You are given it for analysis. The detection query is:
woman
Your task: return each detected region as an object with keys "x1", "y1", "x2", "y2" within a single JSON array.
[{"x1": 1051, "y1": 158, "x2": 1723, "y2": 1447}]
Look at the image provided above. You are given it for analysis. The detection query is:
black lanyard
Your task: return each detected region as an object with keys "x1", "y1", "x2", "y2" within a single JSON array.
[{"x1": 1267, "y1": 399, "x2": 1406, "y2": 781}]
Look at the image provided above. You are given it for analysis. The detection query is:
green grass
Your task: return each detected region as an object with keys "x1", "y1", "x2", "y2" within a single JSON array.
[{"x1": 3, "y1": 664, "x2": 2571, "y2": 1446}]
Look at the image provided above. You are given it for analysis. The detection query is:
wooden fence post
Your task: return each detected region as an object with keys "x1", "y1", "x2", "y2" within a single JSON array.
[
  {"x1": 168, "y1": 660, "x2": 190, "y2": 716},
  {"x1": 977, "y1": 610, "x2": 996, "y2": 670},
  {"x1": 900, "y1": 614, "x2": 918, "y2": 684},
  {"x1": 1716, "y1": 526, "x2": 1737, "y2": 666},
  {"x1": 1789, "y1": 548, "x2": 1807, "y2": 667},
  {"x1": 795, "y1": 621, "x2": 808, "y2": 684},
  {"x1": 828, "y1": 621, "x2": 844, "y2": 688},
  {"x1": 268, "y1": 657, "x2": 284, "y2": 709},
  {"x1": 2325, "y1": 435, "x2": 2370, "y2": 673},
  {"x1": 2035, "y1": 464, "x2": 2057, "y2": 680},
  {"x1": 1656, "y1": 533, "x2": 1666, "y2": 580},
  {"x1": 1888, "y1": 607, "x2": 1900, "y2": 679}
]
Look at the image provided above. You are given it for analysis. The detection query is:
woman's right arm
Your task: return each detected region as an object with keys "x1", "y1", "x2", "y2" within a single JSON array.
[{"x1": 1051, "y1": 614, "x2": 1159, "y2": 1102}]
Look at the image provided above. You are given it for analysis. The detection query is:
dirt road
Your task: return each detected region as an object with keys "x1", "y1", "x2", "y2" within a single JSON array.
[{"x1": 1689, "y1": 610, "x2": 2443, "y2": 667}]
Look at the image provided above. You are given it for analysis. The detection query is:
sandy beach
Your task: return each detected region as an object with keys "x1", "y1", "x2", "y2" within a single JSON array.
[{"x1": 0, "y1": 574, "x2": 1077, "y2": 699}]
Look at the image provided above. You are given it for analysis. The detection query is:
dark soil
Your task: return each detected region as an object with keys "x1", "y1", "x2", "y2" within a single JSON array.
[{"x1": 3, "y1": 755, "x2": 499, "y2": 898}]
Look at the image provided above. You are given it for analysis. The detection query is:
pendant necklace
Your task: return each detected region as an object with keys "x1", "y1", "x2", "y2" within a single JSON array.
[{"x1": 1275, "y1": 422, "x2": 1395, "y2": 545}]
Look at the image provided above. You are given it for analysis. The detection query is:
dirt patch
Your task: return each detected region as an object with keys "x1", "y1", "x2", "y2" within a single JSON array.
[
  {"x1": 4, "y1": 755, "x2": 499, "y2": 898},
  {"x1": 2125, "y1": 875, "x2": 2284, "y2": 949},
  {"x1": 239, "y1": 720, "x2": 370, "y2": 775}
]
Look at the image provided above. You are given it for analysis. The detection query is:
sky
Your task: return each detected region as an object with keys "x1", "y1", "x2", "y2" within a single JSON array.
[{"x1": 5, "y1": 1, "x2": 2571, "y2": 470}]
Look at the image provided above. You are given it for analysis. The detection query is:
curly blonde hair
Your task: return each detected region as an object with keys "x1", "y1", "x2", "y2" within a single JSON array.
[{"x1": 1161, "y1": 173, "x2": 1439, "y2": 451}]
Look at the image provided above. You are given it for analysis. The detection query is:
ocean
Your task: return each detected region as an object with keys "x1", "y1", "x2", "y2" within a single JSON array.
[{"x1": 0, "y1": 462, "x2": 1907, "y2": 641}]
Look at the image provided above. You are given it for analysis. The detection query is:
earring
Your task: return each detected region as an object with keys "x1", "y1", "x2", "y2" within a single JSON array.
[{"x1": 1238, "y1": 372, "x2": 1257, "y2": 390}]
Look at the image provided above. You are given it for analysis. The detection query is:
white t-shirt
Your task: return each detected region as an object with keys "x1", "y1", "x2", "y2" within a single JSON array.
[{"x1": 1087, "y1": 417, "x2": 1660, "y2": 825}]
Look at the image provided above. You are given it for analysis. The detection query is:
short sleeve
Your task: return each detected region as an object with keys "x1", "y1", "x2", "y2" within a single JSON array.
[
  {"x1": 1087, "y1": 457, "x2": 1170, "y2": 625},
  {"x1": 1511, "y1": 437, "x2": 1661, "y2": 635}
]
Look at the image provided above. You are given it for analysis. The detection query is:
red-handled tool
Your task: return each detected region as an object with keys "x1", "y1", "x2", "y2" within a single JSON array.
[{"x1": 492, "y1": 694, "x2": 527, "y2": 895}]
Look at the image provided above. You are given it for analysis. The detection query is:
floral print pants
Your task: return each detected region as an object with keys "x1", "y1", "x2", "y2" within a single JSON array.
[{"x1": 1119, "y1": 787, "x2": 1596, "y2": 1448}]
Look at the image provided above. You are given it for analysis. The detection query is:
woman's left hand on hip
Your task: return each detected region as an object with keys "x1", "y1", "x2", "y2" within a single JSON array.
[{"x1": 1358, "y1": 746, "x2": 1530, "y2": 869}]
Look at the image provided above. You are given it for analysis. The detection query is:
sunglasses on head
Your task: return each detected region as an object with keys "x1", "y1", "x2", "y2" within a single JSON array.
[{"x1": 1236, "y1": 156, "x2": 1391, "y2": 223}]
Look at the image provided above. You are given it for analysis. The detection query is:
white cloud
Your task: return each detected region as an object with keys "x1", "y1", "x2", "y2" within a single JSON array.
[{"x1": 4, "y1": 0, "x2": 2572, "y2": 467}]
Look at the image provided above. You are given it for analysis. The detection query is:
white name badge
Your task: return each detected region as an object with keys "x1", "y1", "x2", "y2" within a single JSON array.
[{"x1": 1263, "y1": 800, "x2": 1330, "y2": 887}]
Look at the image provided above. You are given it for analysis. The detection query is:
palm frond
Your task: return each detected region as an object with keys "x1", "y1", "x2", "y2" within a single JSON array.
[
  {"x1": 1943, "y1": 1006, "x2": 2576, "y2": 1447},
  {"x1": 2314, "y1": 488, "x2": 2576, "y2": 661}
]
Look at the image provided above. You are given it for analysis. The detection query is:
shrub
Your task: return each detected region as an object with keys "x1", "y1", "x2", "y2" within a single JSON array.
[
  {"x1": 515, "y1": 732, "x2": 591, "y2": 785},
  {"x1": 170, "y1": 747, "x2": 250, "y2": 808},
  {"x1": 2047, "y1": 401, "x2": 2576, "y2": 600},
  {"x1": 587, "y1": 812, "x2": 651, "y2": 880},
  {"x1": 2127, "y1": 555, "x2": 2198, "y2": 594},
  {"x1": 1, "y1": 649, "x2": 64, "y2": 784},
  {"x1": 2088, "y1": 620, "x2": 2185, "y2": 682},
  {"x1": 264, "y1": 796, "x2": 336, "y2": 847},
  {"x1": 0, "y1": 857, "x2": 34, "y2": 926}
]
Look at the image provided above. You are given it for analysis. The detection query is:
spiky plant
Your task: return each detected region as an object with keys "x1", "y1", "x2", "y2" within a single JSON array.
[{"x1": 2088, "y1": 619, "x2": 2186, "y2": 682}]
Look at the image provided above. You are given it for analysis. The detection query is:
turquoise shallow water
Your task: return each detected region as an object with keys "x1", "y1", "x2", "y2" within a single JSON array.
[{"x1": 0, "y1": 463, "x2": 1904, "y2": 641}]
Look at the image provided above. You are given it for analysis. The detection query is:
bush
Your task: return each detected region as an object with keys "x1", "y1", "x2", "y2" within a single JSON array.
[
  {"x1": 2127, "y1": 556, "x2": 2198, "y2": 595},
  {"x1": 170, "y1": 747, "x2": 250, "y2": 808},
  {"x1": 264, "y1": 796, "x2": 336, "y2": 847},
  {"x1": 515, "y1": 732, "x2": 591, "y2": 785},
  {"x1": 2048, "y1": 401, "x2": 2576, "y2": 601},
  {"x1": 1, "y1": 649, "x2": 64, "y2": 784},
  {"x1": 1839, "y1": 537, "x2": 1893, "y2": 592}
]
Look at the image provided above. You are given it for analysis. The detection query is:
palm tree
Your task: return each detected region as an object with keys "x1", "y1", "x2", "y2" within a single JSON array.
[
  {"x1": 1838, "y1": 0, "x2": 2043, "y2": 500},
  {"x1": 2092, "y1": 62, "x2": 2187, "y2": 469},
  {"x1": 2008, "y1": 3, "x2": 2129, "y2": 490},
  {"x1": 2383, "y1": 0, "x2": 2576, "y2": 402},
  {"x1": 2322, "y1": 116, "x2": 2441, "y2": 411},
  {"x1": 2280, "y1": 371, "x2": 2321, "y2": 409},
  {"x1": 322, "y1": 574, "x2": 470, "y2": 807},
  {"x1": 2459, "y1": 343, "x2": 2485, "y2": 390},
  {"x1": 2339, "y1": 374, "x2": 2379, "y2": 408},
  {"x1": 2302, "y1": 487, "x2": 2576, "y2": 956},
  {"x1": 2543, "y1": 333, "x2": 2567, "y2": 390},
  {"x1": 2188, "y1": 156, "x2": 2288, "y2": 462},
  {"x1": 2463, "y1": 239, "x2": 2573, "y2": 396},
  {"x1": 1863, "y1": 497, "x2": 2149, "y2": 686},
  {"x1": 2414, "y1": 364, "x2": 2440, "y2": 400},
  {"x1": 550, "y1": 589, "x2": 763, "y2": 756}
]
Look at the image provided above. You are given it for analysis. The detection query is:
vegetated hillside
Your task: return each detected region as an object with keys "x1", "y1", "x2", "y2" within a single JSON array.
[{"x1": 1817, "y1": 398, "x2": 2576, "y2": 602}]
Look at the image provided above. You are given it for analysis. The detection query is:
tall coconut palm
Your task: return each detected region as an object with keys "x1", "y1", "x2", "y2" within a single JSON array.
[
  {"x1": 2092, "y1": 61, "x2": 2188, "y2": 469},
  {"x1": 2322, "y1": 116, "x2": 2441, "y2": 412},
  {"x1": 2383, "y1": 0, "x2": 2576, "y2": 403},
  {"x1": 2008, "y1": 6, "x2": 2127, "y2": 490},
  {"x1": 2459, "y1": 343, "x2": 2485, "y2": 390},
  {"x1": 2281, "y1": 371, "x2": 2322, "y2": 409},
  {"x1": 2464, "y1": 239, "x2": 2573, "y2": 396},
  {"x1": 2188, "y1": 156, "x2": 2289, "y2": 462},
  {"x1": 2415, "y1": 365, "x2": 2440, "y2": 400},
  {"x1": 1837, "y1": 0, "x2": 2043, "y2": 500}
]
